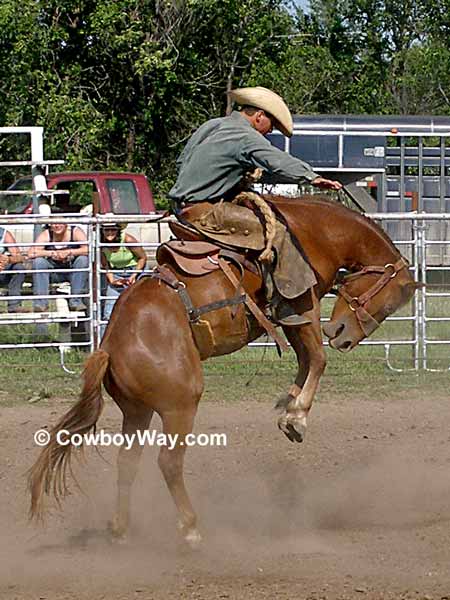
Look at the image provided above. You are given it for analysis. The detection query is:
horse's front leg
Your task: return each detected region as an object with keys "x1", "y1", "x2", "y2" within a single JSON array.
[{"x1": 277, "y1": 296, "x2": 326, "y2": 443}]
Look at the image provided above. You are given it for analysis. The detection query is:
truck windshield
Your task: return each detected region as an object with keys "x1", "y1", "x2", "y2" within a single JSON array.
[{"x1": 107, "y1": 179, "x2": 140, "y2": 214}]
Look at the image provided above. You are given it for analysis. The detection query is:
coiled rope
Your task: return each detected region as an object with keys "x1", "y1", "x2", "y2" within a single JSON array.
[{"x1": 234, "y1": 168, "x2": 276, "y2": 262}]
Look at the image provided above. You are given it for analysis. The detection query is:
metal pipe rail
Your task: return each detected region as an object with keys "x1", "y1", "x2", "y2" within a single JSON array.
[
  {"x1": 0, "y1": 212, "x2": 448, "y2": 371},
  {"x1": 251, "y1": 212, "x2": 450, "y2": 372}
]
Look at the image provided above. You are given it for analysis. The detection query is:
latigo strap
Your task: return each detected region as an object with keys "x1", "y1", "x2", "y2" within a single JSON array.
[{"x1": 217, "y1": 258, "x2": 289, "y2": 352}]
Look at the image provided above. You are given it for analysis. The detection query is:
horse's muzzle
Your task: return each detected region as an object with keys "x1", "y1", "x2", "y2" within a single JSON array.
[{"x1": 322, "y1": 319, "x2": 358, "y2": 353}]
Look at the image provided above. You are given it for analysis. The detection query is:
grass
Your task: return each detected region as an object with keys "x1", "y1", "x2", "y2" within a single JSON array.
[
  {"x1": 0, "y1": 290, "x2": 448, "y2": 407},
  {"x1": 202, "y1": 343, "x2": 449, "y2": 404},
  {"x1": 0, "y1": 347, "x2": 86, "y2": 405},
  {"x1": 0, "y1": 340, "x2": 447, "y2": 408}
]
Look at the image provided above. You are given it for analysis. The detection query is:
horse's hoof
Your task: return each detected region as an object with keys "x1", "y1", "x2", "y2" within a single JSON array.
[
  {"x1": 184, "y1": 528, "x2": 202, "y2": 550},
  {"x1": 107, "y1": 518, "x2": 128, "y2": 544},
  {"x1": 178, "y1": 520, "x2": 202, "y2": 550},
  {"x1": 278, "y1": 416, "x2": 306, "y2": 443},
  {"x1": 110, "y1": 532, "x2": 128, "y2": 545}
]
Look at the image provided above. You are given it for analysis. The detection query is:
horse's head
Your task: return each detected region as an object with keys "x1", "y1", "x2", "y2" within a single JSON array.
[{"x1": 322, "y1": 257, "x2": 419, "y2": 352}]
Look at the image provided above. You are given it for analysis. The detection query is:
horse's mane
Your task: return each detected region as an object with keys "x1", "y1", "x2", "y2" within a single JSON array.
[
  {"x1": 356, "y1": 211, "x2": 401, "y2": 255},
  {"x1": 267, "y1": 194, "x2": 400, "y2": 257}
]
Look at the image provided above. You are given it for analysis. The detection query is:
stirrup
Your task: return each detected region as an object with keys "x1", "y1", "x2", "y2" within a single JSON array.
[
  {"x1": 274, "y1": 313, "x2": 311, "y2": 326},
  {"x1": 272, "y1": 301, "x2": 311, "y2": 327}
]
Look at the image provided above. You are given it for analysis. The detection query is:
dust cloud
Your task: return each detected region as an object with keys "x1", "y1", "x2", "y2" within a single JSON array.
[{"x1": 2, "y1": 399, "x2": 450, "y2": 598}]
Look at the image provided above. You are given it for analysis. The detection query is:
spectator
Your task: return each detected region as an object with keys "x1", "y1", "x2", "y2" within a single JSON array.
[
  {"x1": 0, "y1": 226, "x2": 28, "y2": 313},
  {"x1": 101, "y1": 221, "x2": 146, "y2": 333},
  {"x1": 28, "y1": 217, "x2": 89, "y2": 312}
]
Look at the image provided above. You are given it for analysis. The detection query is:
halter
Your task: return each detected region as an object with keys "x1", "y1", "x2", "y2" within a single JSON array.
[{"x1": 336, "y1": 256, "x2": 409, "y2": 336}]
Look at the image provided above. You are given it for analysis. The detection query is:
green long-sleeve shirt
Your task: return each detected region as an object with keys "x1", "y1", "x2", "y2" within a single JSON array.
[{"x1": 169, "y1": 111, "x2": 318, "y2": 203}]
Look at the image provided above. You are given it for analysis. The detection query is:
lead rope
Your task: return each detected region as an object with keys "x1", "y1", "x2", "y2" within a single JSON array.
[
  {"x1": 245, "y1": 337, "x2": 269, "y2": 387},
  {"x1": 233, "y1": 168, "x2": 277, "y2": 263}
]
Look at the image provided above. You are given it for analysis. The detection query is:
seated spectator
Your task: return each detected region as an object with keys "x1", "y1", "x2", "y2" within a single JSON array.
[
  {"x1": 0, "y1": 226, "x2": 28, "y2": 313},
  {"x1": 28, "y1": 217, "x2": 89, "y2": 312},
  {"x1": 101, "y1": 222, "x2": 146, "y2": 333}
]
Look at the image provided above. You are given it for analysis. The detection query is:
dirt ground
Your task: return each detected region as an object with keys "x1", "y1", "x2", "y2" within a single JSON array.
[{"x1": 2, "y1": 389, "x2": 450, "y2": 600}]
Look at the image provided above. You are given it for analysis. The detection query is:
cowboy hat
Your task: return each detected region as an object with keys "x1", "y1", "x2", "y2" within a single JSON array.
[{"x1": 228, "y1": 86, "x2": 293, "y2": 137}]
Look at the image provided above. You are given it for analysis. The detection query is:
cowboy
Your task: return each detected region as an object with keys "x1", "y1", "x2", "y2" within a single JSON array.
[{"x1": 169, "y1": 86, "x2": 342, "y2": 326}]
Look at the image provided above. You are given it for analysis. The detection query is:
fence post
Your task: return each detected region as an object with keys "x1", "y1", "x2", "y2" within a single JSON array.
[{"x1": 416, "y1": 219, "x2": 426, "y2": 369}]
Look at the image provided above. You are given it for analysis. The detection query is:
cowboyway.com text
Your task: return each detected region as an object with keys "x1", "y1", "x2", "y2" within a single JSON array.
[{"x1": 33, "y1": 428, "x2": 227, "y2": 450}]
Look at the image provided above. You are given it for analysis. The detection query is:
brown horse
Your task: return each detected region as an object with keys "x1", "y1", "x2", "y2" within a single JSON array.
[{"x1": 28, "y1": 196, "x2": 418, "y2": 547}]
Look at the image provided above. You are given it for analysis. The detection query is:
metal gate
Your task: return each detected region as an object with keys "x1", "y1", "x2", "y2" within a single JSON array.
[
  {"x1": 1, "y1": 122, "x2": 448, "y2": 370},
  {"x1": 0, "y1": 212, "x2": 448, "y2": 371},
  {"x1": 362, "y1": 213, "x2": 450, "y2": 372}
]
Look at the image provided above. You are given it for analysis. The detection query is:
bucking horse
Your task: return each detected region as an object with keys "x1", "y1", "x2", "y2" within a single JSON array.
[{"x1": 29, "y1": 195, "x2": 418, "y2": 547}]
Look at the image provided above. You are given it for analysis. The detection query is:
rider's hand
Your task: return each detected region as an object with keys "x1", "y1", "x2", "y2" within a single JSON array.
[{"x1": 311, "y1": 176, "x2": 343, "y2": 190}]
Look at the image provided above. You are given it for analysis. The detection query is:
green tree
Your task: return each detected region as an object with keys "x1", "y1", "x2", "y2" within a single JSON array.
[{"x1": 0, "y1": 0, "x2": 297, "y2": 204}]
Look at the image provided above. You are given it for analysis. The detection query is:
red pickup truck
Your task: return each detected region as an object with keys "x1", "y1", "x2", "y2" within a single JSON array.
[
  {"x1": 3, "y1": 171, "x2": 156, "y2": 213},
  {"x1": 2, "y1": 171, "x2": 172, "y2": 255},
  {"x1": 46, "y1": 171, "x2": 157, "y2": 213}
]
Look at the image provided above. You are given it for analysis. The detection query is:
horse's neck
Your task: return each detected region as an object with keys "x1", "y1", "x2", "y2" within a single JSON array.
[
  {"x1": 297, "y1": 201, "x2": 399, "y2": 288},
  {"x1": 340, "y1": 215, "x2": 399, "y2": 269}
]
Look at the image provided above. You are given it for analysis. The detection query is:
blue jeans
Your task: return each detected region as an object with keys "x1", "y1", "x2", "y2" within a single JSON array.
[
  {"x1": 0, "y1": 263, "x2": 26, "y2": 310},
  {"x1": 32, "y1": 255, "x2": 89, "y2": 309},
  {"x1": 101, "y1": 271, "x2": 130, "y2": 337}
]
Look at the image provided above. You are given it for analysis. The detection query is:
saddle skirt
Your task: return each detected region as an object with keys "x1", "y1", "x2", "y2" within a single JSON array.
[{"x1": 156, "y1": 239, "x2": 220, "y2": 276}]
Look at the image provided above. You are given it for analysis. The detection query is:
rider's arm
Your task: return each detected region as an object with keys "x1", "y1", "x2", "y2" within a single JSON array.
[{"x1": 240, "y1": 133, "x2": 341, "y2": 189}]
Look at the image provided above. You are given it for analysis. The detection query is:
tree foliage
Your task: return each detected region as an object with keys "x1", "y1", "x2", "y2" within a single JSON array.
[{"x1": 0, "y1": 0, "x2": 449, "y2": 205}]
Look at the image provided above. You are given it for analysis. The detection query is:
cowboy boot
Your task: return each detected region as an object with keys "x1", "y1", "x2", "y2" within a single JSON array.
[{"x1": 271, "y1": 297, "x2": 311, "y2": 327}]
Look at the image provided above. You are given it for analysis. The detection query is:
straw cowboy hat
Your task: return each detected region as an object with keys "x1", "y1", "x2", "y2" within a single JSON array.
[{"x1": 228, "y1": 86, "x2": 293, "y2": 137}]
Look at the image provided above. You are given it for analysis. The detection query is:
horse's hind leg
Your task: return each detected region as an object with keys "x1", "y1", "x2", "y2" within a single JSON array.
[
  {"x1": 158, "y1": 407, "x2": 201, "y2": 548},
  {"x1": 110, "y1": 406, "x2": 153, "y2": 540}
]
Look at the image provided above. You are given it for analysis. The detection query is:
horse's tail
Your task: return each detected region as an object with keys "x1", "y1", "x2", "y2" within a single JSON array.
[{"x1": 28, "y1": 349, "x2": 110, "y2": 522}]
